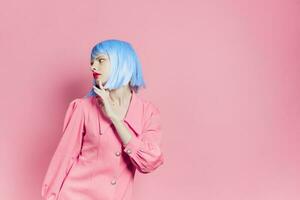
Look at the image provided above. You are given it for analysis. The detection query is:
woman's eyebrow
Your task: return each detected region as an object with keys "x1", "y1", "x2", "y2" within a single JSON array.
[{"x1": 95, "y1": 55, "x2": 107, "y2": 59}]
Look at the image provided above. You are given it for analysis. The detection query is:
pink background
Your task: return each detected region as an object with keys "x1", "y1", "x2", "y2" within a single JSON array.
[{"x1": 0, "y1": 0, "x2": 299, "y2": 199}]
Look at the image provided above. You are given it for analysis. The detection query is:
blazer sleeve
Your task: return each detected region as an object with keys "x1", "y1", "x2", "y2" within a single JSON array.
[
  {"x1": 122, "y1": 102, "x2": 165, "y2": 174},
  {"x1": 41, "y1": 98, "x2": 85, "y2": 200}
]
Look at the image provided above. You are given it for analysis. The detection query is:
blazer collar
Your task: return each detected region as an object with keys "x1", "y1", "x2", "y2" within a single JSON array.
[{"x1": 94, "y1": 90, "x2": 144, "y2": 136}]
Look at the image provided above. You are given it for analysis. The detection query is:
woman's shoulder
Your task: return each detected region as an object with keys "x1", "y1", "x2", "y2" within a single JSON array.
[
  {"x1": 66, "y1": 96, "x2": 95, "y2": 111},
  {"x1": 64, "y1": 96, "x2": 95, "y2": 121},
  {"x1": 73, "y1": 95, "x2": 94, "y2": 105},
  {"x1": 67, "y1": 97, "x2": 85, "y2": 105}
]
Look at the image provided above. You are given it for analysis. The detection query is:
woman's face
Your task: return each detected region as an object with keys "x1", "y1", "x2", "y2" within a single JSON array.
[{"x1": 90, "y1": 54, "x2": 111, "y2": 86}]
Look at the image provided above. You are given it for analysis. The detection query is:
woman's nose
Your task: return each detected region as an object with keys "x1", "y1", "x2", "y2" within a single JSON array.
[{"x1": 90, "y1": 65, "x2": 97, "y2": 71}]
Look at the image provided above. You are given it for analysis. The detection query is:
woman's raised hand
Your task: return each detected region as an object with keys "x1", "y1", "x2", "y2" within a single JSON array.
[{"x1": 93, "y1": 80, "x2": 121, "y2": 122}]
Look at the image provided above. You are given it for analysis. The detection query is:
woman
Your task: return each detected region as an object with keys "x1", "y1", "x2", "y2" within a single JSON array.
[{"x1": 41, "y1": 39, "x2": 165, "y2": 200}]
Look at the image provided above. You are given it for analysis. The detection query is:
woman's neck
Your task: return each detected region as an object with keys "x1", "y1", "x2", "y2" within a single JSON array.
[{"x1": 108, "y1": 85, "x2": 132, "y2": 106}]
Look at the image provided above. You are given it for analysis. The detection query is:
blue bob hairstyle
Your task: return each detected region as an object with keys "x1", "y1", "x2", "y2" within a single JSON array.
[{"x1": 85, "y1": 39, "x2": 146, "y2": 97}]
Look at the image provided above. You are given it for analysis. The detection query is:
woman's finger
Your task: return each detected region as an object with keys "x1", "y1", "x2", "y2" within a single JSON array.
[{"x1": 98, "y1": 79, "x2": 105, "y2": 91}]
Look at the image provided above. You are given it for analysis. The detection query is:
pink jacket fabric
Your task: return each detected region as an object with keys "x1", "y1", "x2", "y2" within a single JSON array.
[{"x1": 41, "y1": 91, "x2": 164, "y2": 200}]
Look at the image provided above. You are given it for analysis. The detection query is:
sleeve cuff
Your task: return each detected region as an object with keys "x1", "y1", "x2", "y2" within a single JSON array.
[{"x1": 122, "y1": 134, "x2": 142, "y2": 156}]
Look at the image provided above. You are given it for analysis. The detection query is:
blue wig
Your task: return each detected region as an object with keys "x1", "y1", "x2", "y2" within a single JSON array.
[{"x1": 85, "y1": 39, "x2": 146, "y2": 97}]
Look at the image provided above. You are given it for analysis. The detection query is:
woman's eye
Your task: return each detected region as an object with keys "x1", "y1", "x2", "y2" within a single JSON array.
[
  {"x1": 98, "y1": 58, "x2": 104, "y2": 63},
  {"x1": 91, "y1": 58, "x2": 104, "y2": 65}
]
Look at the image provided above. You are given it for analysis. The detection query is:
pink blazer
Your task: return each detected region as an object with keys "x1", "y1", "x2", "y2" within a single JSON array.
[{"x1": 41, "y1": 91, "x2": 164, "y2": 200}]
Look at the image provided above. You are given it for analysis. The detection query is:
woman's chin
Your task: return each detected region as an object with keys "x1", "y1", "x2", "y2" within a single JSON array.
[{"x1": 95, "y1": 78, "x2": 102, "y2": 84}]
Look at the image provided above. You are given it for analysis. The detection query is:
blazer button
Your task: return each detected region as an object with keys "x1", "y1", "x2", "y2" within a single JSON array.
[
  {"x1": 126, "y1": 149, "x2": 132, "y2": 154},
  {"x1": 115, "y1": 151, "x2": 121, "y2": 156},
  {"x1": 111, "y1": 179, "x2": 117, "y2": 185},
  {"x1": 99, "y1": 131, "x2": 103, "y2": 135}
]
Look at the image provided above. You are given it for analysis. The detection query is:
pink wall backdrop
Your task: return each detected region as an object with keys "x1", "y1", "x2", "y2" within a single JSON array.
[{"x1": 0, "y1": 0, "x2": 299, "y2": 199}]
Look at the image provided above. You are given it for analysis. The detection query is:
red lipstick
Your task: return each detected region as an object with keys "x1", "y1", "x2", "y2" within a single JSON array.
[{"x1": 93, "y1": 72, "x2": 101, "y2": 78}]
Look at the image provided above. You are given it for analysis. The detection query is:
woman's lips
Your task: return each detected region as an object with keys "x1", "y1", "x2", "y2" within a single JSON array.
[{"x1": 93, "y1": 72, "x2": 101, "y2": 78}]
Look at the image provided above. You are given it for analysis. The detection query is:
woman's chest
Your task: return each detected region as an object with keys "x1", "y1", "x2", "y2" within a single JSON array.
[{"x1": 80, "y1": 106, "x2": 125, "y2": 162}]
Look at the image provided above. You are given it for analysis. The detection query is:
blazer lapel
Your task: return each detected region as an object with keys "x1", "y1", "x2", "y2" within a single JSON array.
[{"x1": 123, "y1": 91, "x2": 143, "y2": 136}]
